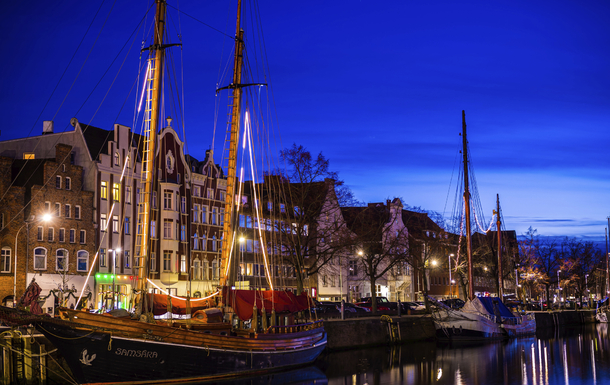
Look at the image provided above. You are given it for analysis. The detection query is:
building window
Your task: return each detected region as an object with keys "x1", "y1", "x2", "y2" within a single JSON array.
[
  {"x1": 114, "y1": 151, "x2": 120, "y2": 166},
  {"x1": 151, "y1": 221, "x2": 156, "y2": 238},
  {"x1": 70, "y1": 229, "x2": 75, "y2": 243},
  {"x1": 193, "y1": 259, "x2": 202, "y2": 280},
  {"x1": 99, "y1": 248, "x2": 106, "y2": 267},
  {"x1": 124, "y1": 250, "x2": 130, "y2": 268},
  {"x1": 124, "y1": 217, "x2": 130, "y2": 235},
  {"x1": 164, "y1": 190, "x2": 172, "y2": 210},
  {"x1": 34, "y1": 248, "x2": 47, "y2": 270},
  {"x1": 193, "y1": 204, "x2": 200, "y2": 223},
  {"x1": 112, "y1": 183, "x2": 120, "y2": 202},
  {"x1": 37, "y1": 226, "x2": 43, "y2": 241},
  {"x1": 152, "y1": 191, "x2": 157, "y2": 208},
  {"x1": 56, "y1": 249, "x2": 68, "y2": 271},
  {"x1": 163, "y1": 219, "x2": 172, "y2": 239},
  {"x1": 212, "y1": 236, "x2": 217, "y2": 252},
  {"x1": 163, "y1": 251, "x2": 172, "y2": 272},
  {"x1": 80, "y1": 230, "x2": 86, "y2": 244},
  {"x1": 65, "y1": 177, "x2": 71, "y2": 190},
  {"x1": 125, "y1": 186, "x2": 131, "y2": 204},
  {"x1": 1, "y1": 248, "x2": 11, "y2": 273},
  {"x1": 112, "y1": 216, "x2": 119, "y2": 233},
  {"x1": 55, "y1": 203, "x2": 60, "y2": 216},
  {"x1": 77, "y1": 251, "x2": 88, "y2": 272},
  {"x1": 349, "y1": 260, "x2": 358, "y2": 276},
  {"x1": 181, "y1": 197, "x2": 186, "y2": 213},
  {"x1": 180, "y1": 255, "x2": 187, "y2": 273},
  {"x1": 45, "y1": 201, "x2": 51, "y2": 212},
  {"x1": 212, "y1": 260, "x2": 218, "y2": 280},
  {"x1": 59, "y1": 228, "x2": 65, "y2": 243},
  {"x1": 220, "y1": 191, "x2": 226, "y2": 202},
  {"x1": 75, "y1": 206, "x2": 81, "y2": 219},
  {"x1": 65, "y1": 204, "x2": 71, "y2": 218},
  {"x1": 194, "y1": 186, "x2": 200, "y2": 197},
  {"x1": 212, "y1": 208, "x2": 218, "y2": 225},
  {"x1": 220, "y1": 208, "x2": 225, "y2": 226},
  {"x1": 201, "y1": 235, "x2": 207, "y2": 251},
  {"x1": 207, "y1": 188, "x2": 214, "y2": 199},
  {"x1": 56, "y1": 176, "x2": 61, "y2": 189},
  {"x1": 267, "y1": 201, "x2": 272, "y2": 211},
  {"x1": 202, "y1": 206, "x2": 208, "y2": 224},
  {"x1": 101, "y1": 214, "x2": 107, "y2": 232},
  {"x1": 101, "y1": 181, "x2": 108, "y2": 200},
  {"x1": 150, "y1": 252, "x2": 156, "y2": 271},
  {"x1": 180, "y1": 225, "x2": 186, "y2": 242},
  {"x1": 47, "y1": 227, "x2": 54, "y2": 242},
  {"x1": 280, "y1": 203, "x2": 285, "y2": 213},
  {"x1": 193, "y1": 233, "x2": 199, "y2": 250},
  {"x1": 136, "y1": 188, "x2": 140, "y2": 205}
]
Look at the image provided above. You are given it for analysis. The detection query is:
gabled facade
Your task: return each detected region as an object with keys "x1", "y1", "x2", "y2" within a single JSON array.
[{"x1": 0, "y1": 139, "x2": 95, "y2": 313}]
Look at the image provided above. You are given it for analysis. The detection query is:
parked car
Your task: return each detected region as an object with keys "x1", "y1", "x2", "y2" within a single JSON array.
[
  {"x1": 355, "y1": 297, "x2": 392, "y2": 311},
  {"x1": 331, "y1": 302, "x2": 371, "y2": 313},
  {"x1": 312, "y1": 301, "x2": 340, "y2": 315},
  {"x1": 442, "y1": 298, "x2": 465, "y2": 309}
]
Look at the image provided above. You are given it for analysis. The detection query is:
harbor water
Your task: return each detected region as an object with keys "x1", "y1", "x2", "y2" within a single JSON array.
[{"x1": 217, "y1": 323, "x2": 610, "y2": 385}]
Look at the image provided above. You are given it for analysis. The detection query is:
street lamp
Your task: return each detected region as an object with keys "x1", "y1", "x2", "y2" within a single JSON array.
[
  {"x1": 448, "y1": 256, "x2": 452, "y2": 298},
  {"x1": 109, "y1": 248, "x2": 121, "y2": 309},
  {"x1": 585, "y1": 274, "x2": 590, "y2": 308},
  {"x1": 557, "y1": 270, "x2": 561, "y2": 310},
  {"x1": 14, "y1": 213, "x2": 51, "y2": 307}
]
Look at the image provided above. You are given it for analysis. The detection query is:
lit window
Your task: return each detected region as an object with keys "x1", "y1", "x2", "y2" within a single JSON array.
[
  {"x1": 100, "y1": 214, "x2": 107, "y2": 232},
  {"x1": 112, "y1": 183, "x2": 120, "y2": 202},
  {"x1": 180, "y1": 255, "x2": 187, "y2": 273},
  {"x1": 112, "y1": 216, "x2": 119, "y2": 233},
  {"x1": 101, "y1": 181, "x2": 108, "y2": 199}
]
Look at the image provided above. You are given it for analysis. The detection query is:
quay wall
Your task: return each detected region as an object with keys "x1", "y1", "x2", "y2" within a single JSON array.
[
  {"x1": 534, "y1": 310, "x2": 595, "y2": 330},
  {"x1": 323, "y1": 315, "x2": 436, "y2": 350},
  {"x1": 322, "y1": 310, "x2": 596, "y2": 350}
]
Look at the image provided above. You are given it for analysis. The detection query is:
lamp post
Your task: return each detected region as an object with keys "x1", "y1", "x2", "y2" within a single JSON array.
[
  {"x1": 448, "y1": 255, "x2": 452, "y2": 299},
  {"x1": 585, "y1": 274, "x2": 590, "y2": 308},
  {"x1": 110, "y1": 248, "x2": 121, "y2": 309},
  {"x1": 14, "y1": 214, "x2": 51, "y2": 307},
  {"x1": 557, "y1": 270, "x2": 561, "y2": 310}
]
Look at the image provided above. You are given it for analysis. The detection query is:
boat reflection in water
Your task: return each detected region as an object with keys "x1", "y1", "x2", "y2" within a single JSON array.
[{"x1": 312, "y1": 323, "x2": 609, "y2": 385}]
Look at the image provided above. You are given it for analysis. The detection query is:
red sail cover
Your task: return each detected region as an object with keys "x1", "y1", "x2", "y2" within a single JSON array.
[
  {"x1": 147, "y1": 294, "x2": 215, "y2": 316},
  {"x1": 223, "y1": 288, "x2": 314, "y2": 321}
]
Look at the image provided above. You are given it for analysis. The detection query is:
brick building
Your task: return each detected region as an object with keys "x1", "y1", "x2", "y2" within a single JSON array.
[{"x1": 0, "y1": 143, "x2": 95, "y2": 313}]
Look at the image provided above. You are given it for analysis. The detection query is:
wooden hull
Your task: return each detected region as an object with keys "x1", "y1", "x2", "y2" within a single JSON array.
[{"x1": 34, "y1": 309, "x2": 326, "y2": 384}]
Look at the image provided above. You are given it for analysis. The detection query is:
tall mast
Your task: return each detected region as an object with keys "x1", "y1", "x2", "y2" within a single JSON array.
[
  {"x1": 220, "y1": 0, "x2": 244, "y2": 288},
  {"x1": 462, "y1": 110, "x2": 474, "y2": 301},
  {"x1": 135, "y1": 0, "x2": 166, "y2": 317},
  {"x1": 496, "y1": 194, "x2": 504, "y2": 299}
]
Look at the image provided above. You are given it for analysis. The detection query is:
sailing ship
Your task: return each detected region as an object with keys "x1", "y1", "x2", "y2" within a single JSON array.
[
  {"x1": 0, "y1": 1, "x2": 326, "y2": 383},
  {"x1": 430, "y1": 111, "x2": 536, "y2": 340}
]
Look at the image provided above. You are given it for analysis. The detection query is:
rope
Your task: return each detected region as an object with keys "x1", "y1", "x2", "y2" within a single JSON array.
[{"x1": 37, "y1": 325, "x2": 96, "y2": 340}]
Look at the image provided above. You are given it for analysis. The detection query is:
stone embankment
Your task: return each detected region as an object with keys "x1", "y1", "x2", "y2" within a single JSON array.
[{"x1": 321, "y1": 309, "x2": 597, "y2": 350}]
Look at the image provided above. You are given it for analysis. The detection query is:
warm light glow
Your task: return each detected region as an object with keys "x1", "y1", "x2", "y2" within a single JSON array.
[
  {"x1": 146, "y1": 278, "x2": 218, "y2": 301},
  {"x1": 239, "y1": 236, "x2": 245, "y2": 243},
  {"x1": 358, "y1": 250, "x2": 363, "y2": 256},
  {"x1": 41, "y1": 213, "x2": 52, "y2": 222},
  {"x1": 431, "y1": 260, "x2": 438, "y2": 267}
]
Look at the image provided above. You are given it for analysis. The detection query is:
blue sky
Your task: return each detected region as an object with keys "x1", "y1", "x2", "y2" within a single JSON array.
[{"x1": 1, "y1": 0, "x2": 609, "y2": 243}]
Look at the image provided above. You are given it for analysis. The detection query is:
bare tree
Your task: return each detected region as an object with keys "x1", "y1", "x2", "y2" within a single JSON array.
[
  {"x1": 341, "y1": 199, "x2": 409, "y2": 313},
  {"x1": 267, "y1": 144, "x2": 360, "y2": 293}
]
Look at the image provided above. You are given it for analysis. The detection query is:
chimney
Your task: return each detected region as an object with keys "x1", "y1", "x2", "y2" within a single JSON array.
[{"x1": 43, "y1": 121, "x2": 54, "y2": 135}]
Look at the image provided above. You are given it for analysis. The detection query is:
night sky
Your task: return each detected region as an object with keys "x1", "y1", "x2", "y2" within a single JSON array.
[{"x1": 1, "y1": 1, "x2": 609, "y2": 243}]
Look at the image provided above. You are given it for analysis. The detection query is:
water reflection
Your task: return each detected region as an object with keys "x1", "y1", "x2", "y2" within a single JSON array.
[{"x1": 316, "y1": 323, "x2": 609, "y2": 385}]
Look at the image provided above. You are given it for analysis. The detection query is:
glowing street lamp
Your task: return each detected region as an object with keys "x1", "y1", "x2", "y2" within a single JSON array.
[{"x1": 14, "y1": 213, "x2": 52, "y2": 307}]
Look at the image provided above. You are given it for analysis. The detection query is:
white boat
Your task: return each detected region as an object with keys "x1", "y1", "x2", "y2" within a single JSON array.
[{"x1": 429, "y1": 111, "x2": 536, "y2": 341}]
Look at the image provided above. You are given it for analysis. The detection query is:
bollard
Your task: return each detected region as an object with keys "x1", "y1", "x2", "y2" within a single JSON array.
[
  {"x1": 397, "y1": 299, "x2": 401, "y2": 317},
  {"x1": 341, "y1": 300, "x2": 345, "y2": 320}
]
